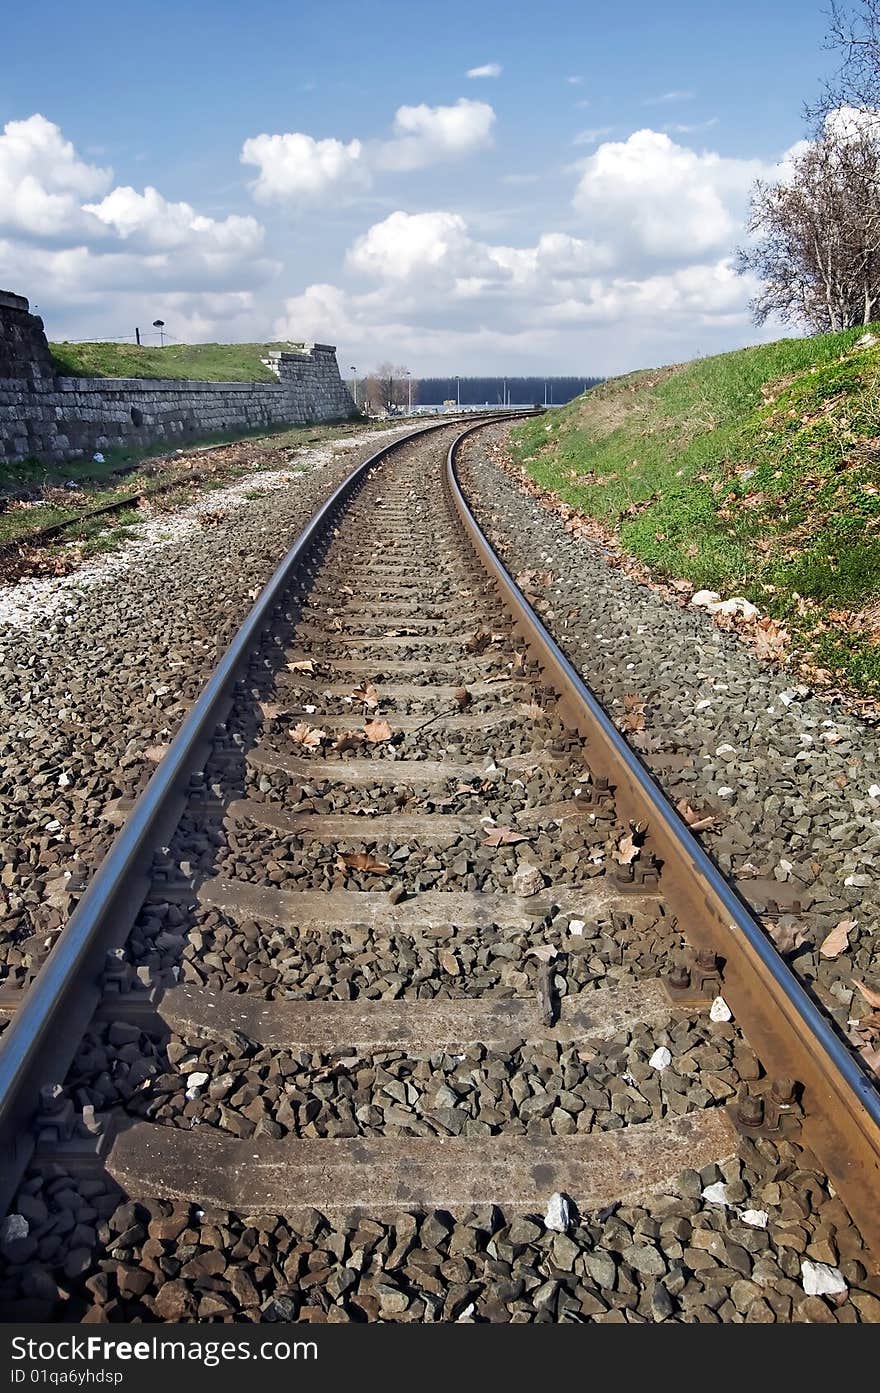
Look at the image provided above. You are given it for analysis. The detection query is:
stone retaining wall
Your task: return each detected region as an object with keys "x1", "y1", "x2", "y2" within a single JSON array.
[{"x1": 0, "y1": 291, "x2": 356, "y2": 465}]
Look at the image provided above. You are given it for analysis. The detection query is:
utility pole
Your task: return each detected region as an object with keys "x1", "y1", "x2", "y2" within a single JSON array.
[
  {"x1": 405, "y1": 370, "x2": 412, "y2": 414},
  {"x1": 456, "y1": 375, "x2": 460, "y2": 408},
  {"x1": 349, "y1": 366, "x2": 357, "y2": 406},
  {"x1": 543, "y1": 381, "x2": 547, "y2": 406},
  {"x1": 388, "y1": 374, "x2": 394, "y2": 415},
  {"x1": 135, "y1": 327, "x2": 141, "y2": 346}
]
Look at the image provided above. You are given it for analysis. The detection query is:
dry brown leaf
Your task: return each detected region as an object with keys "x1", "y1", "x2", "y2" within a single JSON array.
[
  {"x1": 332, "y1": 731, "x2": 362, "y2": 752},
  {"x1": 145, "y1": 744, "x2": 169, "y2": 763},
  {"x1": 336, "y1": 852, "x2": 390, "y2": 874},
  {"x1": 512, "y1": 651, "x2": 528, "y2": 673},
  {"x1": 853, "y1": 979, "x2": 880, "y2": 1010},
  {"x1": 614, "y1": 833, "x2": 640, "y2": 865},
  {"x1": 454, "y1": 687, "x2": 471, "y2": 709},
  {"x1": 519, "y1": 702, "x2": 544, "y2": 720},
  {"x1": 258, "y1": 701, "x2": 280, "y2": 720},
  {"x1": 288, "y1": 659, "x2": 315, "y2": 673},
  {"x1": 675, "y1": 798, "x2": 717, "y2": 832},
  {"x1": 352, "y1": 682, "x2": 379, "y2": 708},
  {"x1": 860, "y1": 1042, "x2": 880, "y2": 1076},
  {"x1": 819, "y1": 918, "x2": 856, "y2": 959},
  {"x1": 340, "y1": 585, "x2": 354, "y2": 597},
  {"x1": 768, "y1": 920, "x2": 808, "y2": 954},
  {"x1": 363, "y1": 718, "x2": 393, "y2": 743},
  {"x1": 482, "y1": 827, "x2": 532, "y2": 846},
  {"x1": 289, "y1": 721, "x2": 325, "y2": 750}
]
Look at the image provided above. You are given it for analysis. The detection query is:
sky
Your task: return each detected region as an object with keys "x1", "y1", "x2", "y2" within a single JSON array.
[{"x1": 0, "y1": 0, "x2": 843, "y2": 375}]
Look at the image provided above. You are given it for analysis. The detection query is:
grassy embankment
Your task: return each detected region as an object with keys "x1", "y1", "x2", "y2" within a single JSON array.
[
  {"x1": 510, "y1": 326, "x2": 880, "y2": 696},
  {"x1": 47, "y1": 340, "x2": 299, "y2": 382}
]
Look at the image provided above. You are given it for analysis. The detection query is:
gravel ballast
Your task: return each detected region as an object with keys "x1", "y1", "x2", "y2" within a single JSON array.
[{"x1": 457, "y1": 425, "x2": 880, "y2": 1068}]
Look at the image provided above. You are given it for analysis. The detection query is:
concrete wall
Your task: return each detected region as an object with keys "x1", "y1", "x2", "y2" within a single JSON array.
[{"x1": 0, "y1": 291, "x2": 357, "y2": 466}]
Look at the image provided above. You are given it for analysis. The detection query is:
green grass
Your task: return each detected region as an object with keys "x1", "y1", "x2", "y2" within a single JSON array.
[
  {"x1": 48, "y1": 340, "x2": 305, "y2": 382},
  {"x1": 511, "y1": 326, "x2": 880, "y2": 695}
]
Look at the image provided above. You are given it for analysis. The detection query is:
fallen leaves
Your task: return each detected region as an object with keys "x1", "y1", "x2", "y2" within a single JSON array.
[
  {"x1": 617, "y1": 693, "x2": 646, "y2": 734},
  {"x1": 351, "y1": 681, "x2": 379, "y2": 709},
  {"x1": 332, "y1": 731, "x2": 362, "y2": 752},
  {"x1": 336, "y1": 852, "x2": 390, "y2": 874},
  {"x1": 819, "y1": 918, "x2": 856, "y2": 959},
  {"x1": 675, "y1": 798, "x2": 717, "y2": 832},
  {"x1": 768, "y1": 920, "x2": 808, "y2": 954},
  {"x1": 289, "y1": 722, "x2": 325, "y2": 750},
  {"x1": 145, "y1": 744, "x2": 169, "y2": 763},
  {"x1": 258, "y1": 701, "x2": 280, "y2": 721},
  {"x1": 482, "y1": 827, "x2": 531, "y2": 846},
  {"x1": 453, "y1": 687, "x2": 471, "y2": 709},
  {"x1": 288, "y1": 659, "x2": 315, "y2": 674},
  {"x1": 614, "y1": 832, "x2": 640, "y2": 865},
  {"x1": 853, "y1": 979, "x2": 880, "y2": 1010},
  {"x1": 363, "y1": 718, "x2": 393, "y2": 744}
]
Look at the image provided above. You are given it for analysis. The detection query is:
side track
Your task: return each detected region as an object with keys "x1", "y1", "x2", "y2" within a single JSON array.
[{"x1": 0, "y1": 416, "x2": 877, "y2": 1323}]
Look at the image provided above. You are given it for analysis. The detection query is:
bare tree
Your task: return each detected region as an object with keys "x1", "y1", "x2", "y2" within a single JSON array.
[
  {"x1": 738, "y1": 122, "x2": 880, "y2": 331},
  {"x1": 361, "y1": 362, "x2": 415, "y2": 414},
  {"x1": 810, "y1": 0, "x2": 880, "y2": 123}
]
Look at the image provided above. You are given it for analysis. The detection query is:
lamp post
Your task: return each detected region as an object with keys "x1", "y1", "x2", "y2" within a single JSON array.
[
  {"x1": 152, "y1": 318, "x2": 166, "y2": 347},
  {"x1": 456, "y1": 375, "x2": 460, "y2": 409},
  {"x1": 349, "y1": 366, "x2": 358, "y2": 407},
  {"x1": 405, "y1": 370, "x2": 412, "y2": 415}
]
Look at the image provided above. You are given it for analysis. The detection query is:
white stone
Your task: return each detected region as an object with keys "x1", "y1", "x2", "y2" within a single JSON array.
[
  {"x1": 513, "y1": 863, "x2": 543, "y2": 897},
  {"x1": 184, "y1": 1071, "x2": 209, "y2": 1100},
  {"x1": 709, "y1": 995, "x2": 732, "y2": 1022},
  {"x1": 568, "y1": 919, "x2": 586, "y2": 936},
  {"x1": 544, "y1": 1192, "x2": 572, "y2": 1232},
  {"x1": 801, "y1": 1261, "x2": 847, "y2": 1297},
  {"x1": 701, "y1": 1182, "x2": 730, "y2": 1206},
  {"x1": 717, "y1": 787, "x2": 735, "y2": 799},
  {"x1": 715, "y1": 744, "x2": 736, "y2": 756},
  {"x1": 869, "y1": 785, "x2": 880, "y2": 799},
  {"x1": 691, "y1": 590, "x2": 721, "y2": 609},
  {"x1": 0, "y1": 1214, "x2": 28, "y2": 1242},
  {"x1": 738, "y1": 1209, "x2": 768, "y2": 1229},
  {"x1": 648, "y1": 1046, "x2": 672, "y2": 1071}
]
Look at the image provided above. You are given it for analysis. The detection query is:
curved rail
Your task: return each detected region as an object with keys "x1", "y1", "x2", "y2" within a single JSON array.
[
  {"x1": 445, "y1": 417, "x2": 880, "y2": 1256},
  {"x1": 0, "y1": 414, "x2": 498, "y2": 1213}
]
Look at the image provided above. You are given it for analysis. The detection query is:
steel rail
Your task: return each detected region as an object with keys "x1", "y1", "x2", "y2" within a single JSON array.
[
  {"x1": 446, "y1": 417, "x2": 880, "y2": 1256},
  {"x1": 0, "y1": 414, "x2": 501, "y2": 1216}
]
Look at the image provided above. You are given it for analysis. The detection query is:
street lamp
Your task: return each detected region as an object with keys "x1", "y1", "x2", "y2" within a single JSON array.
[
  {"x1": 456, "y1": 375, "x2": 460, "y2": 409},
  {"x1": 349, "y1": 366, "x2": 358, "y2": 407},
  {"x1": 152, "y1": 318, "x2": 166, "y2": 347},
  {"x1": 405, "y1": 369, "x2": 412, "y2": 415}
]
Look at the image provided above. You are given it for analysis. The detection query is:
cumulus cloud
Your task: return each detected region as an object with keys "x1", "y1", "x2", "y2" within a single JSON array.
[
  {"x1": 84, "y1": 185, "x2": 264, "y2": 258},
  {"x1": 1, "y1": 113, "x2": 276, "y2": 340},
  {"x1": 0, "y1": 114, "x2": 111, "y2": 239},
  {"x1": 572, "y1": 128, "x2": 768, "y2": 260},
  {"x1": 240, "y1": 132, "x2": 367, "y2": 203},
  {"x1": 467, "y1": 62, "x2": 501, "y2": 78},
  {"x1": 242, "y1": 99, "x2": 496, "y2": 204},
  {"x1": 375, "y1": 99, "x2": 496, "y2": 172}
]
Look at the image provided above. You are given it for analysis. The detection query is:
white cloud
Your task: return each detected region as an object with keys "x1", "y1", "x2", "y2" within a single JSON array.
[
  {"x1": 644, "y1": 89, "x2": 694, "y2": 105},
  {"x1": 0, "y1": 113, "x2": 276, "y2": 341},
  {"x1": 240, "y1": 131, "x2": 367, "y2": 203},
  {"x1": 467, "y1": 62, "x2": 501, "y2": 78},
  {"x1": 83, "y1": 185, "x2": 264, "y2": 258},
  {"x1": 347, "y1": 210, "x2": 475, "y2": 280},
  {"x1": 241, "y1": 99, "x2": 495, "y2": 205},
  {"x1": 566, "y1": 75, "x2": 584, "y2": 85},
  {"x1": 572, "y1": 128, "x2": 769, "y2": 261},
  {"x1": 0, "y1": 114, "x2": 111, "y2": 239},
  {"x1": 376, "y1": 99, "x2": 495, "y2": 172}
]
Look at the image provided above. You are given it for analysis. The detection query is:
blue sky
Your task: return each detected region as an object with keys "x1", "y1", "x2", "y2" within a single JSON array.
[{"x1": 0, "y1": 0, "x2": 840, "y2": 373}]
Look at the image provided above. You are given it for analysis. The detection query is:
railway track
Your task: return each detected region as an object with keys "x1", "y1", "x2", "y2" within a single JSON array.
[{"x1": 0, "y1": 415, "x2": 878, "y2": 1323}]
